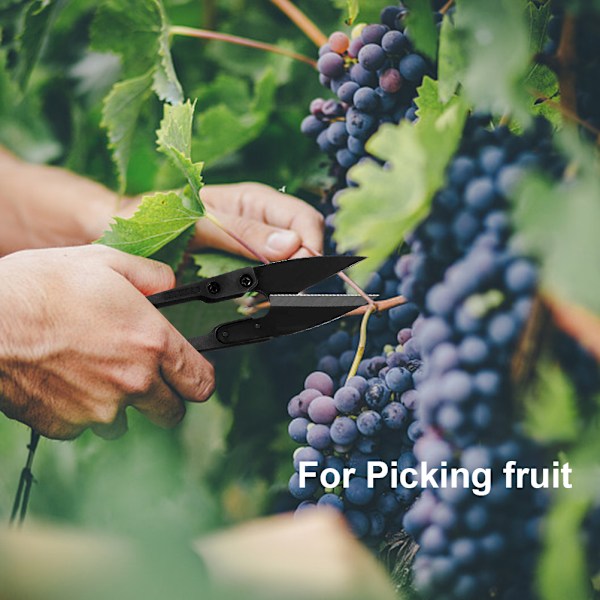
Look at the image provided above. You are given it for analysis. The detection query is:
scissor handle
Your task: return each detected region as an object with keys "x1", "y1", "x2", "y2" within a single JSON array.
[{"x1": 148, "y1": 266, "x2": 258, "y2": 309}]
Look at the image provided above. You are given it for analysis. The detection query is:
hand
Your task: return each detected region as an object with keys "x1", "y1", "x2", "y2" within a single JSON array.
[
  {"x1": 195, "y1": 510, "x2": 398, "y2": 600},
  {"x1": 194, "y1": 183, "x2": 325, "y2": 261},
  {"x1": 0, "y1": 245, "x2": 215, "y2": 440}
]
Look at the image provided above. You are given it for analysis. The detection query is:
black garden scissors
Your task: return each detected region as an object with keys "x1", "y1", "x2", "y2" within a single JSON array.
[
  {"x1": 10, "y1": 256, "x2": 368, "y2": 526},
  {"x1": 148, "y1": 255, "x2": 369, "y2": 351}
]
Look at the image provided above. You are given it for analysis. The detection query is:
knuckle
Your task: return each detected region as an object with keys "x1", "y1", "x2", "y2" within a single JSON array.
[
  {"x1": 90, "y1": 403, "x2": 118, "y2": 426},
  {"x1": 121, "y1": 368, "x2": 155, "y2": 397}
]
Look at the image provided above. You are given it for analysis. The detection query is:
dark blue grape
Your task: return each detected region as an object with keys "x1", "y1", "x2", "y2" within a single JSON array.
[
  {"x1": 358, "y1": 43, "x2": 386, "y2": 71},
  {"x1": 399, "y1": 53, "x2": 427, "y2": 81}
]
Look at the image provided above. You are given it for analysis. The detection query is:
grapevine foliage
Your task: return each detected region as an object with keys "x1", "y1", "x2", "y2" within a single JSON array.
[{"x1": 0, "y1": 1, "x2": 599, "y2": 600}]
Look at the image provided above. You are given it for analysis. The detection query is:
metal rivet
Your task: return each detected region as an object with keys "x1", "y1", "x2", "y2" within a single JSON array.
[
  {"x1": 240, "y1": 274, "x2": 253, "y2": 288},
  {"x1": 254, "y1": 323, "x2": 261, "y2": 329},
  {"x1": 207, "y1": 281, "x2": 220, "y2": 294}
]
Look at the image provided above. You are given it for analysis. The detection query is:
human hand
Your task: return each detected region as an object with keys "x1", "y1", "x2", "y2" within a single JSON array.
[
  {"x1": 193, "y1": 183, "x2": 325, "y2": 261},
  {"x1": 0, "y1": 245, "x2": 215, "y2": 440},
  {"x1": 195, "y1": 510, "x2": 398, "y2": 600}
]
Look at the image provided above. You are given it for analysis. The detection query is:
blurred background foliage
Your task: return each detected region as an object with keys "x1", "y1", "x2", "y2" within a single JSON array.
[{"x1": 0, "y1": 0, "x2": 351, "y2": 538}]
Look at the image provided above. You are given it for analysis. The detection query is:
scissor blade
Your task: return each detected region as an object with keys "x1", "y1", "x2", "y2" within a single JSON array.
[
  {"x1": 257, "y1": 294, "x2": 371, "y2": 337},
  {"x1": 253, "y1": 256, "x2": 364, "y2": 294},
  {"x1": 188, "y1": 295, "x2": 372, "y2": 352}
]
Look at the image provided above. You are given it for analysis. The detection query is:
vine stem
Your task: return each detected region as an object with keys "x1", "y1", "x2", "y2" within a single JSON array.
[
  {"x1": 555, "y1": 13, "x2": 577, "y2": 116},
  {"x1": 347, "y1": 305, "x2": 376, "y2": 379},
  {"x1": 170, "y1": 26, "x2": 317, "y2": 67},
  {"x1": 205, "y1": 212, "x2": 270, "y2": 264},
  {"x1": 269, "y1": 0, "x2": 327, "y2": 47}
]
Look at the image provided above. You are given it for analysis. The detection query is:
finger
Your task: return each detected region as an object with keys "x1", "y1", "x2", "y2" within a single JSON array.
[
  {"x1": 130, "y1": 378, "x2": 186, "y2": 429},
  {"x1": 98, "y1": 246, "x2": 176, "y2": 296},
  {"x1": 195, "y1": 210, "x2": 303, "y2": 262},
  {"x1": 91, "y1": 409, "x2": 129, "y2": 441},
  {"x1": 202, "y1": 184, "x2": 325, "y2": 256},
  {"x1": 159, "y1": 323, "x2": 216, "y2": 404}
]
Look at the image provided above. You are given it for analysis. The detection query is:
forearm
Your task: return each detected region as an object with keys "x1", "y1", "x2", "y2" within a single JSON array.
[{"x1": 0, "y1": 148, "x2": 123, "y2": 256}]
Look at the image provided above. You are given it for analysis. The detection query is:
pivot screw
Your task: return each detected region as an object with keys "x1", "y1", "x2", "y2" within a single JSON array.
[
  {"x1": 239, "y1": 274, "x2": 253, "y2": 288},
  {"x1": 207, "y1": 281, "x2": 221, "y2": 294}
]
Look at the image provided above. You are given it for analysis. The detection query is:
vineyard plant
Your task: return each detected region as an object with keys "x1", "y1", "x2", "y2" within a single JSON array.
[{"x1": 0, "y1": 0, "x2": 599, "y2": 599}]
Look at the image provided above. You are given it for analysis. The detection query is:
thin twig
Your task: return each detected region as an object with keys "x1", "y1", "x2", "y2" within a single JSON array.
[
  {"x1": 205, "y1": 212, "x2": 270, "y2": 264},
  {"x1": 527, "y1": 88, "x2": 600, "y2": 138},
  {"x1": 439, "y1": 0, "x2": 455, "y2": 15},
  {"x1": 301, "y1": 244, "x2": 377, "y2": 308},
  {"x1": 170, "y1": 26, "x2": 317, "y2": 67},
  {"x1": 269, "y1": 0, "x2": 327, "y2": 47},
  {"x1": 347, "y1": 305, "x2": 376, "y2": 379}
]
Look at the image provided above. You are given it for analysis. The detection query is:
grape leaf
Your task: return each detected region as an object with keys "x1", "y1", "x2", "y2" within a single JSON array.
[
  {"x1": 98, "y1": 190, "x2": 202, "y2": 259},
  {"x1": 455, "y1": 0, "x2": 532, "y2": 121},
  {"x1": 192, "y1": 68, "x2": 276, "y2": 167},
  {"x1": 438, "y1": 13, "x2": 466, "y2": 103},
  {"x1": 156, "y1": 100, "x2": 204, "y2": 208},
  {"x1": 346, "y1": 0, "x2": 359, "y2": 25},
  {"x1": 334, "y1": 78, "x2": 468, "y2": 283},
  {"x1": 91, "y1": 0, "x2": 162, "y2": 78},
  {"x1": 523, "y1": 361, "x2": 579, "y2": 443},
  {"x1": 539, "y1": 496, "x2": 591, "y2": 600},
  {"x1": 514, "y1": 130, "x2": 600, "y2": 315},
  {"x1": 403, "y1": 0, "x2": 438, "y2": 61},
  {"x1": 192, "y1": 252, "x2": 254, "y2": 279},
  {"x1": 152, "y1": 5, "x2": 183, "y2": 105},
  {"x1": 101, "y1": 71, "x2": 154, "y2": 193},
  {"x1": 12, "y1": 0, "x2": 62, "y2": 89}
]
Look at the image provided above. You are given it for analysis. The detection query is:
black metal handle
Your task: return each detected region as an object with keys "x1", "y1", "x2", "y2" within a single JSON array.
[{"x1": 148, "y1": 266, "x2": 258, "y2": 309}]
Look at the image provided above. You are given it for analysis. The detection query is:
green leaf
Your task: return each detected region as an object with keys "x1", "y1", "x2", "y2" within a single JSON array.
[
  {"x1": 101, "y1": 71, "x2": 154, "y2": 193},
  {"x1": 404, "y1": 0, "x2": 438, "y2": 61},
  {"x1": 514, "y1": 130, "x2": 600, "y2": 315},
  {"x1": 152, "y1": 5, "x2": 183, "y2": 105},
  {"x1": 97, "y1": 189, "x2": 202, "y2": 260},
  {"x1": 13, "y1": 0, "x2": 62, "y2": 89},
  {"x1": 346, "y1": 0, "x2": 359, "y2": 25},
  {"x1": 91, "y1": 0, "x2": 162, "y2": 78},
  {"x1": 192, "y1": 252, "x2": 255, "y2": 279},
  {"x1": 334, "y1": 78, "x2": 468, "y2": 283},
  {"x1": 455, "y1": 0, "x2": 532, "y2": 121},
  {"x1": 192, "y1": 68, "x2": 277, "y2": 167},
  {"x1": 538, "y1": 496, "x2": 591, "y2": 600},
  {"x1": 523, "y1": 361, "x2": 580, "y2": 443},
  {"x1": 438, "y1": 14, "x2": 466, "y2": 103},
  {"x1": 156, "y1": 100, "x2": 204, "y2": 207}
]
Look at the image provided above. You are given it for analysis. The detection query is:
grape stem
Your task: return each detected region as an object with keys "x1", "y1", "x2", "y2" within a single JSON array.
[
  {"x1": 170, "y1": 26, "x2": 317, "y2": 67},
  {"x1": 347, "y1": 305, "x2": 376, "y2": 379},
  {"x1": 205, "y1": 212, "x2": 270, "y2": 264},
  {"x1": 269, "y1": 0, "x2": 327, "y2": 47}
]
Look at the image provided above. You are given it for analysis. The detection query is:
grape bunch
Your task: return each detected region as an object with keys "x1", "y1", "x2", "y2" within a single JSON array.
[
  {"x1": 301, "y1": 3, "x2": 435, "y2": 185},
  {"x1": 395, "y1": 118, "x2": 566, "y2": 598},
  {"x1": 287, "y1": 308, "x2": 425, "y2": 544}
]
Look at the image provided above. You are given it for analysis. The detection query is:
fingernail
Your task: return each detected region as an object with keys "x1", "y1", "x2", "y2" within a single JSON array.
[{"x1": 267, "y1": 230, "x2": 297, "y2": 252}]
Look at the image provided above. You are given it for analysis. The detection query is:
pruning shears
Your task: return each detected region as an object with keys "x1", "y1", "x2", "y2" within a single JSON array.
[{"x1": 148, "y1": 255, "x2": 368, "y2": 351}]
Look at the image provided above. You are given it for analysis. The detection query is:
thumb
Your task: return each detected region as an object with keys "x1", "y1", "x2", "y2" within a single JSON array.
[
  {"x1": 98, "y1": 246, "x2": 176, "y2": 295},
  {"x1": 196, "y1": 211, "x2": 302, "y2": 262}
]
